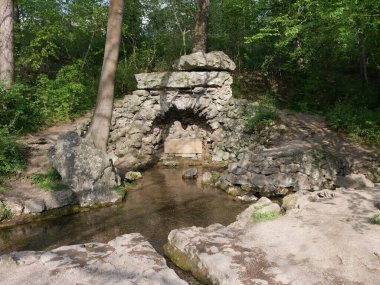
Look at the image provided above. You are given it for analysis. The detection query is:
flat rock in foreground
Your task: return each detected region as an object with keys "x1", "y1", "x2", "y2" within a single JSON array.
[
  {"x1": 0, "y1": 233, "x2": 188, "y2": 285},
  {"x1": 165, "y1": 188, "x2": 380, "y2": 285}
]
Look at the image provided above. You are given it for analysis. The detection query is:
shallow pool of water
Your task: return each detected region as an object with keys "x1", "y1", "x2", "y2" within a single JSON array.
[{"x1": 0, "y1": 168, "x2": 248, "y2": 255}]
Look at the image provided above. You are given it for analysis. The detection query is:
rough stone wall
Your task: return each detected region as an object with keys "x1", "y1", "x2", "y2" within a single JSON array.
[
  {"x1": 109, "y1": 85, "x2": 250, "y2": 169},
  {"x1": 218, "y1": 141, "x2": 349, "y2": 197},
  {"x1": 106, "y1": 51, "x2": 252, "y2": 170}
]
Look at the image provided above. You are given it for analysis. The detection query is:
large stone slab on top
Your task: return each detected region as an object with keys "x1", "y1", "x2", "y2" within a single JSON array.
[
  {"x1": 172, "y1": 51, "x2": 236, "y2": 72},
  {"x1": 135, "y1": 71, "x2": 232, "y2": 89}
]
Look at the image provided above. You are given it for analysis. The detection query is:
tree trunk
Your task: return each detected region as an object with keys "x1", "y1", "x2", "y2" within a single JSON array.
[
  {"x1": 359, "y1": 37, "x2": 368, "y2": 85},
  {"x1": 0, "y1": 0, "x2": 14, "y2": 89},
  {"x1": 86, "y1": 0, "x2": 124, "y2": 152},
  {"x1": 192, "y1": 0, "x2": 210, "y2": 53}
]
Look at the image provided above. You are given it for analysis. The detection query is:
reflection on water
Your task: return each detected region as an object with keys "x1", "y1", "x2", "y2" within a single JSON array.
[{"x1": 0, "y1": 168, "x2": 247, "y2": 255}]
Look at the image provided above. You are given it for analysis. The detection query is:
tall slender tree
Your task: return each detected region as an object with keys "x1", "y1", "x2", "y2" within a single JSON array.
[
  {"x1": 86, "y1": 0, "x2": 124, "y2": 152},
  {"x1": 192, "y1": 0, "x2": 209, "y2": 53},
  {"x1": 0, "y1": 0, "x2": 14, "y2": 89}
]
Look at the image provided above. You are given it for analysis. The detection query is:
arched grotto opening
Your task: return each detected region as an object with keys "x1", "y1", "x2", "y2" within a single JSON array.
[{"x1": 148, "y1": 107, "x2": 214, "y2": 160}]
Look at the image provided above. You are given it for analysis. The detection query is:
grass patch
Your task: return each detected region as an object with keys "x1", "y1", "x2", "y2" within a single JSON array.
[
  {"x1": 369, "y1": 214, "x2": 380, "y2": 225},
  {"x1": 31, "y1": 167, "x2": 67, "y2": 191},
  {"x1": 252, "y1": 203, "x2": 280, "y2": 223},
  {"x1": 252, "y1": 211, "x2": 280, "y2": 223},
  {"x1": 0, "y1": 203, "x2": 12, "y2": 219}
]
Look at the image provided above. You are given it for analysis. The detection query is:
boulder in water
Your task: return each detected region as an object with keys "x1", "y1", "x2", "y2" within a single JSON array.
[{"x1": 49, "y1": 132, "x2": 121, "y2": 207}]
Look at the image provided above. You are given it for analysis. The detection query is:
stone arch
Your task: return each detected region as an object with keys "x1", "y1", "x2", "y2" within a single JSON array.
[
  {"x1": 109, "y1": 51, "x2": 244, "y2": 170},
  {"x1": 148, "y1": 105, "x2": 214, "y2": 160}
]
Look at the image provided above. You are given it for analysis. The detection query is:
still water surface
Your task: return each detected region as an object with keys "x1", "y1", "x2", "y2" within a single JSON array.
[{"x1": 0, "y1": 168, "x2": 248, "y2": 255}]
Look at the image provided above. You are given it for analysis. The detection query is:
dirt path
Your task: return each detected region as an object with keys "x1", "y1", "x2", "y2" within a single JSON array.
[
  {"x1": 2, "y1": 116, "x2": 90, "y2": 200},
  {"x1": 279, "y1": 111, "x2": 379, "y2": 182}
]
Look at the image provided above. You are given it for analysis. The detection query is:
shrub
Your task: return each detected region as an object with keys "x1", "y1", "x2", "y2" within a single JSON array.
[
  {"x1": 0, "y1": 82, "x2": 42, "y2": 133},
  {"x1": 0, "y1": 203, "x2": 12, "y2": 220},
  {"x1": 0, "y1": 128, "x2": 27, "y2": 184},
  {"x1": 245, "y1": 96, "x2": 280, "y2": 132},
  {"x1": 369, "y1": 214, "x2": 380, "y2": 225},
  {"x1": 35, "y1": 62, "x2": 93, "y2": 125},
  {"x1": 326, "y1": 104, "x2": 380, "y2": 146},
  {"x1": 31, "y1": 167, "x2": 67, "y2": 191}
]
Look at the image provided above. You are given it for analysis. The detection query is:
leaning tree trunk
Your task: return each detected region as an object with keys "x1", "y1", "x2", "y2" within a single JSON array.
[
  {"x1": 86, "y1": 0, "x2": 124, "y2": 152},
  {"x1": 192, "y1": 0, "x2": 210, "y2": 53},
  {"x1": 0, "y1": 0, "x2": 14, "y2": 89}
]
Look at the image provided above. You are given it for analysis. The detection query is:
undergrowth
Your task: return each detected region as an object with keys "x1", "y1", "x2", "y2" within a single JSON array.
[
  {"x1": 114, "y1": 182, "x2": 134, "y2": 197},
  {"x1": 0, "y1": 204, "x2": 12, "y2": 220},
  {"x1": 244, "y1": 97, "x2": 280, "y2": 132},
  {"x1": 325, "y1": 104, "x2": 380, "y2": 147},
  {"x1": 0, "y1": 127, "x2": 27, "y2": 185},
  {"x1": 369, "y1": 214, "x2": 380, "y2": 225},
  {"x1": 31, "y1": 167, "x2": 67, "y2": 191}
]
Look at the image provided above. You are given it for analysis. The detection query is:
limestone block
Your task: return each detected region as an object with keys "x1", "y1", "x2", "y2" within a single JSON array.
[
  {"x1": 172, "y1": 51, "x2": 236, "y2": 71},
  {"x1": 135, "y1": 71, "x2": 232, "y2": 89},
  {"x1": 164, "y1": 138, "x2": 202, "y2": 154},
  {"x1": 335, "y1": 173, "x2": 375, "y2": 189}
]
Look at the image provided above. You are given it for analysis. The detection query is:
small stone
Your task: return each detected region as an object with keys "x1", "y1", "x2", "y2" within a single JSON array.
[
  {"x1": 162, "y1": 161, "x2": 179, "y2": 168},
  {"x1": 201, "y1": 172, "x2": 213, "y2": 184},
  {"x1": 335, "y1": 174, "x2": 374, "y2": 189},
  {"x1": 125, "y1": 171, "x2": 142, "y2": 182},
  {"x1": 44, "y1": 190, "x2": 74, "y2": 210},
  {"x1": 255, "y1": 197, "x2": 272, "y2": 207},
  {"x1": 226, "y1": 186, "x2": 244, "y2": 196},
  {"x1": 235, "y1": 195, "x2": 258, "y2": 202},
  {"x1": 3, "y1": 198, "x2": 24, "y2": 216},
  {"x1": 182, "y1": 168, "x2": 198, "y2": 179},
  {"x1": 24, "y1": 199, "x2": 46, "y2": 214},
  {"x1": 282, "y1": 194, "x2": 299, "y2": 211},
  {"x1": 241, "y1": 184, "x2": 253, "y2": 192}
]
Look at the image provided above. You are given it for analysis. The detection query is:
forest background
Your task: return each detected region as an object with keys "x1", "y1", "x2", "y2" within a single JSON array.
[{"x1": 1, "y1": 0, "x2": 379, "y2": 183}]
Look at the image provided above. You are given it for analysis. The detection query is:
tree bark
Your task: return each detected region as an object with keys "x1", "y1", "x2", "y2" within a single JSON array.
[
  {"x1": 86, "y1": 0, "x2": 124, "y2": 152},
  {"x1": 0, "y1": 0, "x2": 14, "y2": 89},
  {"x1": 359, "y1": 37, "x2": 368, "y2": 85},
  {"x1": 192, "y1": 0, "x2": 210, "y2": 53}
]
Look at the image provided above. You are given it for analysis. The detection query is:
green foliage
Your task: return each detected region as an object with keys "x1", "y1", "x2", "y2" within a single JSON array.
[
  {"x1": 114, "y1": 182, "x2": 134, "y2": 197},
  {"x1": 34, "y1": 62, "x2": 94, "y2": 124},
  {"x1": 326, "y1": 104, "x2": 380, "y2": 146},
  {"x1": 245, "y1": 97, "x2": 280, "y2": 132},
  {"x1": 211, "y1": 172, "x2": 221, "y2": 182},
  {"x1": 252, "y1": 204, "x2": 280, "y2": 223},
  {"x1": 0, "y1": 82, "x2": 42, "y2": 133},
  {"x1": 31, "y1": 167, "x2": 67, "y2": 191},
  {"x1": 114, "y1": 185, "x2": 126, "y2": 197},
  {"x1": 0, "y1": 204, "x2": 12, "y2": 220},
  {"x1": 0, "y1": 128, "x2": 27, "y2": 184},
  {"x1": 0, "y1": 185, "x2": 10, "y2": 193},
  {"x1": 369, "y1": 214, "x2": 380, "y2": 225}
]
